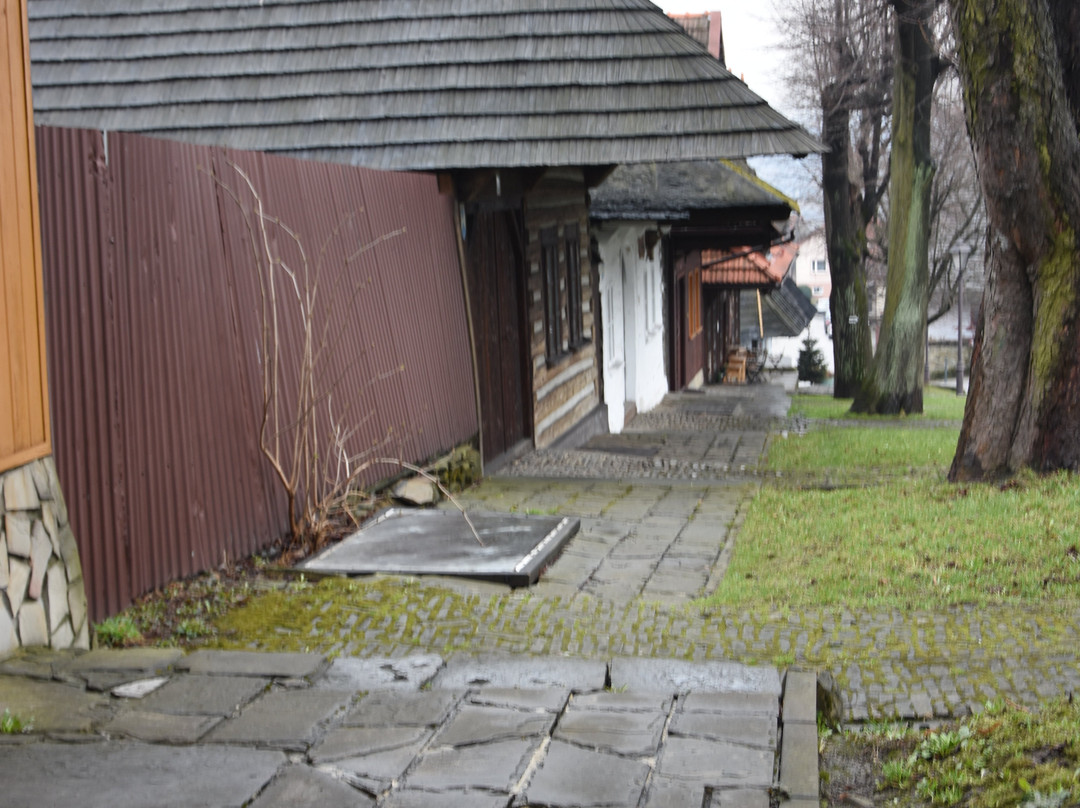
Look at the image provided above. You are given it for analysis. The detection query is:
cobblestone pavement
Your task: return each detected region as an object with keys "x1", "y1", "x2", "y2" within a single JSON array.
[
  {"x1": 502, "y1": 386, "x2": 790, "y2": 482},
  {"x1": 5, "y1": 380, "x2": 1076, "y2": 808},
  {"x1": 325, "y1": 382, "x2": 1078, "y2": 724},
  {"x1": 307, "y1": 574, "x2": 1080, "y2": 723}
]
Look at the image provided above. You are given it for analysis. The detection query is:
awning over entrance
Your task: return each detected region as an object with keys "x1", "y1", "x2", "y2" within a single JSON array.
[{"x1": 740, "y1": 277, "x2": 818, "y2": 338}]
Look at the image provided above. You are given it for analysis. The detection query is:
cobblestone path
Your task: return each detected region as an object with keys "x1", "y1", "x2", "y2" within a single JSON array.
[{"x1": 247, "y1": 384, "x2": 1080, "y2": 724}]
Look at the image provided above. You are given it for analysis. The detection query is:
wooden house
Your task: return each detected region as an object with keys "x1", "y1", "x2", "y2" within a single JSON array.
[
  {"x1": 2, "y1": 0, "x2": 89, "y2": 651},
  {"x1": 591, "y1": 159, "x2": 805, "y2": 403},
  {"x1": 29, "y1": 0, "x2": 822, "y2": 468}
]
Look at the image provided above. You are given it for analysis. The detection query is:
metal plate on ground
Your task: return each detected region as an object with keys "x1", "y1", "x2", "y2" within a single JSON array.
[{"x1": 299, "y1": 508, "x2": 579, "y2": 587}]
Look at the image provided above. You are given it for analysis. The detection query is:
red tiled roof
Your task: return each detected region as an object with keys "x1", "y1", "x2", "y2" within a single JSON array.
[{"x1": 701, "y1": 241, "x2": 796, "y2": 287}]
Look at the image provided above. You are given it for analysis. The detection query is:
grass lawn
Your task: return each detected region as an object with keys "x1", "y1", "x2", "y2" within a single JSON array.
[
  {"x1": 711, "y1": 473, "x2": 1080, "y2": 610},
  {"x1": 766, "y1": 426, "x2": 959, "y2": 477},
  {"x1": 706, "y1": 398, "x2": 1080, "y2": 611},
  {"x1": 753, "y1": 398, "x2": 1080, "y2": 806},
  {"x1": 791, "y1": 386, "x2": 968, "y2": 421}
]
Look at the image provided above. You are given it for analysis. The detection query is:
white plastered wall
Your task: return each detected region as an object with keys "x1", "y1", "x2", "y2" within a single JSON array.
[{"x1": 595, "y1": 223, "x2": 669, "y2": 433}]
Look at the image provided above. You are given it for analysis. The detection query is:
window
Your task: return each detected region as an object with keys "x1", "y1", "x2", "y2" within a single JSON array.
[
  {"x1": 541, "y1": 227, "x2": 560, "y2": 359},
  {"x1": 812, "y1": 286, "x2": 824, "y2": 296},
  {"x1": 645, "y1": 262, "x2": 656, "y2": 330},
  {"x1": 541, "y1": 223, "x2": 587, "y2": 363},
  {"x1": 687, "y1": 267, "x2": 702, "y2": 338},
  {"x1": 565, "y1": 224, "x2": 583, "y2": 348},
  {"x1": 812, "y1": 259, "x2": 827, "y2": 274},
  {"x1": 603, "y1": 284, "x2": 615, "y2": 362}
]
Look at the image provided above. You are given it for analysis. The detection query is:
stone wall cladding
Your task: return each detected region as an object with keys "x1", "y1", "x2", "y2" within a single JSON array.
[{"x1": 0, "y1": 457, "x2": 90, "y2": 656}]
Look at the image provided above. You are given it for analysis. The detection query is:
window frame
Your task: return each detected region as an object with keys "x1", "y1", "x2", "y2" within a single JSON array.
[
  {"x1": 687, "y1": 267, "x2": 702, "y2": 338},
  {"x1": 541, "y1": 222, "x2": 588, "y2": 365},
  {"x1": 541, "y1": 226, "x2": 561, "y2": 361}
]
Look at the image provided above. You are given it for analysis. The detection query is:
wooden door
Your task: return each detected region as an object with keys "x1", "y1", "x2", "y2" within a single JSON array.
[{"x1": 465, "y1": 207, "x2": 529, "y2": 461}]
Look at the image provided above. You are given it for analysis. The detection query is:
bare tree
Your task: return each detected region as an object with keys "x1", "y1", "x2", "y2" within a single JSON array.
[
  {"x1": 781, "y1": 0, "x2": 893, "y2": 397},
  {"x1": 925, "y1": 74, "x2": 984, "y2": 326}
]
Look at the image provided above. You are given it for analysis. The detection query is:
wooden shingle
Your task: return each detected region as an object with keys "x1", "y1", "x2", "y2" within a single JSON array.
[{"x1": 28, "y1": 0, "x2": 823, "y2": 170}]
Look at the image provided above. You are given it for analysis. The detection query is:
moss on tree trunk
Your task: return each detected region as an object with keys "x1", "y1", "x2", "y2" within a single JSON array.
[
  {"x1": 949, "y1": 0, "x2": 1080, "y2": 479},
  {"x1": 853, "y1": 0, "x2": 936, "y2": 415}
]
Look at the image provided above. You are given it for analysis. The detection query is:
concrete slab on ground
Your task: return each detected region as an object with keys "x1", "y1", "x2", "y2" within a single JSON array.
[{"x1": 300, "y1": 508, "x2": 579, "y2": 586}]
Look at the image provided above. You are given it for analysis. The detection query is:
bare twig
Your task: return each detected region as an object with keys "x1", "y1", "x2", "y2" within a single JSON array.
[{"x1": 373, "y1": 458, "x2": 484, "y2": 547}]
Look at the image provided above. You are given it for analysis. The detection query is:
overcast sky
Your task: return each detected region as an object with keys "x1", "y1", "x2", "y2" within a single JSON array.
[
  {"x1": 658, "y1": 1, "x2": 824, "y2": 227},
  {"x1": 657, "y1": 1, "x2": 788, "y2": 115}
]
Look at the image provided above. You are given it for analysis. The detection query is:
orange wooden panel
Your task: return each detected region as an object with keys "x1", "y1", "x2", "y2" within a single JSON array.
[{"x1": 0, "y1": 0, "x2": 51, "y2": 473}]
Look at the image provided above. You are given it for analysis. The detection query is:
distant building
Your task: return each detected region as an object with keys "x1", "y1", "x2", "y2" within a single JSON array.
[{"x1": 790, "y1": 231, "x2": 832, "y2": 303}]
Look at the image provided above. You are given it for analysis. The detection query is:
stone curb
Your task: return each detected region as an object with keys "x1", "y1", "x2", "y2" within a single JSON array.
[{"x1": 779, "y1": 670, "x2": 820, "y2": 804}]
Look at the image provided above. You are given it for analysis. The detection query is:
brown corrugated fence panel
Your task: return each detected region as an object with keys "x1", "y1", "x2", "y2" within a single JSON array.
[{"x1": 37, "y1": 126, "x2": 478, "y2": 619}]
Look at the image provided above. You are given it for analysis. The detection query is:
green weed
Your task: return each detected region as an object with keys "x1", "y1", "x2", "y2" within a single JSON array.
[
  {"x1": 881, "y1": 757, "x2": 913, "y2": 789},
  {"x1": 93, "y1": 615, "x2": 143, "y2": 648},
  {"x1": 0, "y1": 709, "x2": 29, "y2": 734},
  {"x1": 173, "y1": 618, "x2": 213, "y2": 639},
  {"x1": 867, "y1": 698, "x2": 1080, "y2": 808}
]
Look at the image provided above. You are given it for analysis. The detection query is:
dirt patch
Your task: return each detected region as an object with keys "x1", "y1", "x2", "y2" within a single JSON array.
[{"x1": 820, "y1": 731, "x2": 923, "y2": 808}]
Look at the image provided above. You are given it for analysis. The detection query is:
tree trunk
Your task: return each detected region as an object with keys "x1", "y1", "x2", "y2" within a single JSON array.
[
  {"x1": 852, "y1": 0, "x2": 936, "y2": 414},
  {"x1": 822, "y1": 84, "x2": 875, "y2": 398},
  {"x1": 948, "y1": 0, "x2": 1080, "y2": 479}
]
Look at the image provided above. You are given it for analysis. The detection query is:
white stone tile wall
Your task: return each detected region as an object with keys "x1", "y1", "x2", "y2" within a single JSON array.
[{"x1": 0, "y1": 458, "x2": 90, "y2": 656}]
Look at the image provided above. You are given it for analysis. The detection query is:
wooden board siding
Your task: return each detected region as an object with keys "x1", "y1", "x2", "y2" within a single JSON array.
[
  {"x1": 524, "y1": 168, "x2": 600, "y2": 447},
  {"x1": 670, "y1": 249, "x2": 705, "y2": 390},
  {"x1": 1, "y1": 0, "x2": 50, "y2": 473},
  {"x1": 464, "y1": 206, "x2": 530, "y2": 462}
]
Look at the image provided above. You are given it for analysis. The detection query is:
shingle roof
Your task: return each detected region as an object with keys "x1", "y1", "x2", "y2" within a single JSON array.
[
  {"x1": 28, "y1": 0, "x2": 823, "y2": 171},
  {"x1": 590, "y1": 158, "x2": 797, "y2": 222}
]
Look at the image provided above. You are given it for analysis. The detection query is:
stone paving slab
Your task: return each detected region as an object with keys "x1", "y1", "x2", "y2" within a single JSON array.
[
  {"x1": 135, "y1": 673, "x2": 268, "y2": 715},
  {"x1": 102, "y1": 709, "x2": 222, "y2": 744},
  {"x1": 610, "y1": 657, "x2": 782, "y2": 695},
  {"x1": 58, "y1": 647, "x2": 184, "y2": 676},
  {"x1": 433, "y1": 702, "x2": 555, "y2": 746},
  {"x1": 657, "y1": 736, "x2": 775, "y2": 788},
  {"x1": 406, "y1": 738, "x2": 535, "y2": 791},
  {"x1": 0, "y1": 674, "x2": 111, "y2": 732},
  {"x1": 668, "y1": 710, "x2": 777, "y2": 749},
  {"x1": 524, "y1": 739, "x2": 651, "y2": 808},
  {"x1": 0, "y1": 742, "x2": 285, "y2": 808},
  {"x1": 249, "y1": 765, "x2": 374, "y2": 808},
  {"x1": 0, "y1": 650, "x2": 797, "y2": 808},
  {"x1": 379, "y1": 790, "x2": 511, "y2": 808},
  {"x1": 554, "y1": 702, "x2": 667, "y2": 756},
  {"x1": 310, "y1": 726, "x2": 432, "y2": 765},
  {"x1": 343, "y1": 689, "x2": 462, "y2": 727},
  {"x1": 432, "y1": 653, "x2": 607, "y2": 690},
  {"x1": 178, "y1": 649, "x2": 326, "y2": 679},
  {"x1": 205, "y1": 687, "x2": 353, "y2": 750},
  {"x1": 315, "y1": 654, "x2": 442, "y2": 692}
]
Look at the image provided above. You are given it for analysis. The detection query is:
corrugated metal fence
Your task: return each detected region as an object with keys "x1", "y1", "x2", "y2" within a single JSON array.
[{"x1": 36, "y1": 126, "x2": 477, "y2": 619}]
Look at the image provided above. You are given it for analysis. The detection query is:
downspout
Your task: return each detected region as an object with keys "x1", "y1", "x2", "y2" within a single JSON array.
[{"x1": 452, "y1": 201, "x2": 485, "y2": 474}]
